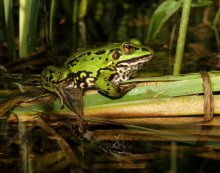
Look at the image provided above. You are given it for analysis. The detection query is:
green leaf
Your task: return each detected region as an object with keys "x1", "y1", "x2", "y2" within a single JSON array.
[
  {"x1": 191, "y1": 0, "x2": 213, "y2": 7},
  {"x1": 147, "y1": 0, "x2": 181, "y2": 41}
]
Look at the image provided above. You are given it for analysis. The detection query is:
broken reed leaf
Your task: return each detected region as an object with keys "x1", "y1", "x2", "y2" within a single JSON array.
[{"x1": 0, "y1": 97, "x2": 21, "y2": 117}]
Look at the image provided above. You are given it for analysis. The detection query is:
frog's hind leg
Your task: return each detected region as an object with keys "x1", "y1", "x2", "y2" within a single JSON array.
[
  {"x1": 57, "y1": 87, "x2": 84, "y2": 135},
  {"x1": 68, "y1": 88, "x2": 84, "y2": 133}
]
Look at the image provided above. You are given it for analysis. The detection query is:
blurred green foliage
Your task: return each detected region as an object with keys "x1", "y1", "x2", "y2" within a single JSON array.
[{"x1": 0, "y1": 0, "x2": 219, "y2": 65}]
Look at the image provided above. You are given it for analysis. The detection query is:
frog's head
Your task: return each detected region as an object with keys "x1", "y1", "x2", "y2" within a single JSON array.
[
  {"x1": 107, "y1": 39, "x2": 153, "y2": 82},
  {"x1": 110, "y1": 39, "x2": 153, "y2": 67}
]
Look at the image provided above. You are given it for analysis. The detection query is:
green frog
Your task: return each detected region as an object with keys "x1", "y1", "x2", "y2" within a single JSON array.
[{"x1": 41, "y1": 39, "x2": 153, "y2": 115}]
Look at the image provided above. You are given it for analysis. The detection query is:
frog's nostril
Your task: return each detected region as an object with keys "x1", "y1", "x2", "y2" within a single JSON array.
[{"x1": 141, "y1": 48, "x2": 149, "y2": 51}]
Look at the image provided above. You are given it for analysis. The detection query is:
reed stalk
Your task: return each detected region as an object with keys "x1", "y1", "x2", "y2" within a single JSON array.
[
  {"x1": 28, "y1": 0, "x2": 40, "y2": 51},
  {"x1": 79, "y1": 0, "x2": 88, "y2": 46},
  {"x1": 19, "y1": 0, "x2": 39, "y2": 58},
  {"x1": 19, "y1": 0, "x2": 31, "y2": 57},
  {"x1": 213, "y1": 3, "x2": 220, "y2": 48},
  {"x1": 173, "y1": 0, "x2": 192, "y2": 75},
  {"x1": 49, "y1": 0, "x2": 56, "y2": 47},
  {"x1": 3, "y1": 0, "x2": 16, "y2": 61},
  {"x1": 72, "y1": 0, "x2": 79, "y2": 49},
  {"x1": 8, "y1": 71, "x2": 220, "y2": 125}
]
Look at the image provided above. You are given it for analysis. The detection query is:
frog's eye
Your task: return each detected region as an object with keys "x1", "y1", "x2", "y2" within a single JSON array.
[
  {"x1": 122, "y1": 42, "x2": 135, "y2": 54},
  {"x1": 112, "y1": 50, "x2": 121, "y2": 60}
]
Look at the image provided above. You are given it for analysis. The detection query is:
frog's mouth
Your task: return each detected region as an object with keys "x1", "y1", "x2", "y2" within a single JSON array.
[{"x1": 117, "y1": 54, "x2": 153, "y2": 67}]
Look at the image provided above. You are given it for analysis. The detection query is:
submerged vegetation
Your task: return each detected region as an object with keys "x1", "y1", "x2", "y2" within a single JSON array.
[{"x1": 0, "y1": 0, "x2": 220, "y2": 172}]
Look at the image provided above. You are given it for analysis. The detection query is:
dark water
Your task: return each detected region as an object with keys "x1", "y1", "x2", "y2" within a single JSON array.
[{"x1": 1, "y1": 118, "x2": 220, "y2": 173}]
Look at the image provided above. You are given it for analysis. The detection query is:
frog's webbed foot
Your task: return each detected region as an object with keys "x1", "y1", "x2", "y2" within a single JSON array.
[{"x1": 56, "y1": 86, "x2": 84, "y2": 121}]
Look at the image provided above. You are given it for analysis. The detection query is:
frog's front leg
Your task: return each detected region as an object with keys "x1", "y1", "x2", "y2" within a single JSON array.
[{"x1": 95, "y1": 69, "x2": 135, "y2": 98}]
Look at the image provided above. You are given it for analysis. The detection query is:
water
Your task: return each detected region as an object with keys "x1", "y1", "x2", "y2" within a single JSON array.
[{"x1": 1, "y1": 118, "x2": 220, "y2": 173}]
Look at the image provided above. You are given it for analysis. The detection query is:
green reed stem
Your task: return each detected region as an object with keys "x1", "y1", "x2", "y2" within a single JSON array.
[
  {"x1": 213, "y1": 4, "x2": 220, "y2": 49},
  {"x1": 173, "y1": 0, "x2": 192, "y2": 75},
  {"x1": 43, "y1": 0, "x2": 49, "y2": 45},
  {"x1": 169, "y1": 23, "x2": 177, "y2": 74},
  {"x1": 79, "y1": 0, "x2": 88, "y2": 46},
  {"x1": 19, "y1": 0, "x2": 31, "y2": 57},
  {"x1": 79, "y1": 0, "x2": 88, "y2": 18},
  {"x1": 28, "y1": 0, "x2": 40, "y2": 51},
  {"x1": 72, "y1": 0, "x2": 79, "y2": 50},
  {"x1": 3, "y1": 0, "x2": 16, "y2": 61},
  {"x1": 49, "y1": 0, "x2": 56, "y2": 47},
  {"x1": 19, "y1": 0, "x2": 39, "y2": 58}
]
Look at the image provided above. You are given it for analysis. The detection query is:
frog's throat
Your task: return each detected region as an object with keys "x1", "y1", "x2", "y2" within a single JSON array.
[
  {"x1": 116, "y1": 55, "x2": 153, "y2": 67},
  {"x1": 112, "y1": 54, "x2": 153, "y2": 84}
]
